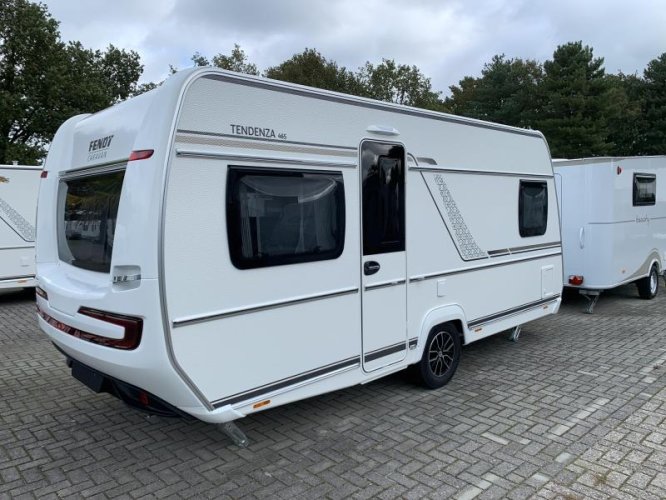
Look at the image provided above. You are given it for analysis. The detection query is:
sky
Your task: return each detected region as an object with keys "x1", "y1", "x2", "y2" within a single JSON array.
[{"x1": 42, "y1": 0, "x2": 665, "y2": 96}]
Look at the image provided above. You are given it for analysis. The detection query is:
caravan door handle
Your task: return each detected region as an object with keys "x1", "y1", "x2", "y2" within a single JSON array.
[{"x1": 364, "y1": 261, "x2": 381, "y2": 275}]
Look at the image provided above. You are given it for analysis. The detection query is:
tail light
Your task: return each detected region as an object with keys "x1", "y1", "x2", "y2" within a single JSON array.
[
  {"x1": 37, "y1": 305, "x2": 143, "y2": 350},
  {"x1": 128, "y1": 149, "x2": 154, "y2": 161},
  {"x1": 35, "y1": 286, "x2": 48, "y2": 300},
  {"x1": 78, "y1": 307, "x2": 143, "y2": 349},
  {"x1": 568, "y1": 275, "x2": 584, "y2": 286}
]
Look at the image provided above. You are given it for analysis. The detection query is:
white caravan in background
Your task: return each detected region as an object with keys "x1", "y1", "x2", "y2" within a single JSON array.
[
  {"x1": 0, "y1": 164, "x2": 41, "y2": 290},
  {"x1": 554, "y1": 156, "x2": 666, "y2": 313},
  {"x1": 36, "y1": 68, "x2": 562, "y2": 444}
]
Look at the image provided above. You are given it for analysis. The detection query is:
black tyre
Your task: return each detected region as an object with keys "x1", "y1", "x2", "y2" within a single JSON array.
[
  {"x1": 637, "y1": 264, "x2": 659, "y2": 300},
  {"x1": 414, "y1": 323, "x2": 461, "y2": 389}
]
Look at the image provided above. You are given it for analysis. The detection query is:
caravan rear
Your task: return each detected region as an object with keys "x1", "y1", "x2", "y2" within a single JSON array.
[
  {"x1": 554, "y1": 156, "x2": 666, "y2": 312},
  {"x1": 36, "y1": 68, "x2": 562, "y2": 435}
]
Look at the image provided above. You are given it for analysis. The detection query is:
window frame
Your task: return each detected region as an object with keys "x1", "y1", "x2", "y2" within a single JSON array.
[
  {"x1": 518, "y1": 179, "x2": 548, "y2": 238},
  {"x1": 225, "y1": 165, "x2": 346, "y2": 270},
  {"x1": 633, "y1": 173, "x2": 656, "y2": 206}
]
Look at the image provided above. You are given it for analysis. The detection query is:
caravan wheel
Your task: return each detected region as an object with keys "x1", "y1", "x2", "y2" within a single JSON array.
[
  {"x1": 415, "y1": 323, "x2": 461, "y2": 389},
  {"x1": 637, "y1": 265, "x2": 659, "y2": 300}
]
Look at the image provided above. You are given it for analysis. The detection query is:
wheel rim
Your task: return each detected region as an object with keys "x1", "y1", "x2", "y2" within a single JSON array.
[
  {"x1": 428, "y1": 330, "x2": 455, "y2": 377},
  {"x1": 650, "y1": 269, "x2": 658, "y2": 294}
]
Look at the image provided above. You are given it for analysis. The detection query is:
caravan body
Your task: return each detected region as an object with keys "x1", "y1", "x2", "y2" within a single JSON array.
[
  {"x1": 0, "y1": 164, "x2": 41, "y2": 289},
  {"x1": 36, "y1": 68, "x2": 562, "y2": 424},
  {"x1": 554, "y1": 156, "x2": 666, "y2": 300}
]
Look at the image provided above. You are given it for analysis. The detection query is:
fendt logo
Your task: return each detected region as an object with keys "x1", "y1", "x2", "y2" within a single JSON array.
[
  {"x1": 87, "y1": 134, "x2": 114, "y2": 161},
  {"x1": 0, "y1": 176, "x2": 8, "y2": 184}
]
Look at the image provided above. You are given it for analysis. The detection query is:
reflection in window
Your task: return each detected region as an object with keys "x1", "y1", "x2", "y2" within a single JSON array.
[
  {"x1": 58, "y1": 169, "x2": 125, "y2": 272},
  {"x1": 226, "y1": 167, "x2": 345, "y2": 269},
  {"x1": 633, "y1": 174, "x2": 656, "y2": 206},
  {"x1": 362, "y1": 142, "x2": 405, "y2": 255},
  {"x1": 519, "y1": 180, "x2": 548, "y2": 237}
]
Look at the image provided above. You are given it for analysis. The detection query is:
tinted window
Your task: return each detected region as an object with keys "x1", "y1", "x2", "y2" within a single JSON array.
[
  {"x1": 226, "y1": 167, "x2": 345, "y2": 269},
  {"x1": 633, "y1": 174, "x2": 656, "y2": 206},
  {"x1": 519, "y1": 180, "x2": 548, "y2": 237},
  {"x1": 58, "y1": 169, "x2": 125, "y2": 272},
  {"x1": 361, "y1": 142, "x2": 405, "y2": 255}
]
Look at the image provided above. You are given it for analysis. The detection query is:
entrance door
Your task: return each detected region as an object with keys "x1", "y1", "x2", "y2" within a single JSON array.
[{"x1": 360, "y1": 141, "x2": 408, "y2": 371}]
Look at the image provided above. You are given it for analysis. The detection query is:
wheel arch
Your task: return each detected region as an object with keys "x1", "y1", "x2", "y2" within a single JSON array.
[{"x1": 413, "y1": 304, "x2": 469, "y2": 363}]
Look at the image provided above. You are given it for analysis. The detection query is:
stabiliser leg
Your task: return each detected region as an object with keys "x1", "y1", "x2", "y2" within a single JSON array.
[
  {"x1": 508, "y1": 325, "x2": 522, "y2": 342},
  {"x1": 220, "y1": 421, "x2": 249, "y2": 448},
  {"x1": 580, "y1": 290, "x2": 601, "y2": 314}
]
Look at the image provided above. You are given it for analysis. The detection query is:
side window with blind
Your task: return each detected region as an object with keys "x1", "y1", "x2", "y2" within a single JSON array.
[
  {"x1": 519, "y1": 180, "x2": 548, "y2": 237},
  {"x1": 226, "y1": 167, "x2": 345, "y2": 269},
  {"x1": 633, "y1": 173, "x2": 656, "y2": 206}
]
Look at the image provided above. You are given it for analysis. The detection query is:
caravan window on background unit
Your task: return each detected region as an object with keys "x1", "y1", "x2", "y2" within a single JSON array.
[
  {"x1": 226, "y1": 167, "x2": 345, "y2": 269},
  {"x1": 518, "y1": 180, "x2": 548, "y2": 237},
  {"x1": 633, "y1": 173, "x2": 656, "y2": 206}
]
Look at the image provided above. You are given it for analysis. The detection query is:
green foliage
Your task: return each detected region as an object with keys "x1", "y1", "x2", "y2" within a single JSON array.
[
  {"x1": 641, "y1": 53, "x2": 666, "y2": 154},
  {"x1": 180, "y1": 45, "x2": 259, "y2": 75},
  {"x1": 0, "y1": 0, "x2": 144, "y2": 164},
  {"x1": 446, "y1": 55, "x2": 542, "y2": 127},
  {"x1": 357, "y1": 59, "x2": 441, "y2": 110},
  {"x1": 535, "y1": 41, "x2": 613, "y2": 158},
  {"x1": 264, "y1": 48, "x2": 363, "y2": 95},
  {"x1": 212, "y1": 44, "x2": 259, "y2": 75},
  {"x1": 605, "y1": 72, "x2": 644, "y2": 155}
]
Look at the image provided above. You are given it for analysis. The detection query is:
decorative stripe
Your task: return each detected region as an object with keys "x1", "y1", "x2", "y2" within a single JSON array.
[
  {"x1": 173, "y1": 287, "x2": 359, "y2": 327},
  {"x1": 430, "y1": 174, "x2": 487, "y2": 260},
  {"x1": 0, "y1": 274, "x2": 34, "y2": 283},
  {"x1": 0, "y1": 197, "x2": 35, "y2": 242},
  {"x1": 409, "y1": 251, "x2": 562, "y2": 283},
  {"x1": 408, "y1": 337, "x2": 418, "y2": 348},
  {"x1": 0, "y1": 245, "x2": 34, "y2": 250},
  {"x1": 176, "y1": 129, "x2": 356, "y2": 152},
  {"x1": 175, "y1": 149, "x2": 357, "y2": 169},
  {"x1": 364, "y1": 341, "x2": 407, "y2": 363},
  {"x1": 487, "y1": 242, "x2": 562, "y2": 256},
  {"x1": 411, "y1": 167, "x2": 554, "y2": 179},
  {"x1": 467, "y1": 295, "x2": 561, "y2": 329},
  {"x1": 364, "y1": 279, "x2": 406, "y2": 291},
  {"x1": 212, "y1": 356, "x2": 360, "y2": 408}
]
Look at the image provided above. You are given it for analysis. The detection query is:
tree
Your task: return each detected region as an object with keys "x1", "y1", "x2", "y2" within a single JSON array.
[
  {"x1": 445, "y1": 55, "x2": 542, "y2": 127},
  {"x1": 358, "y1": 59, "x2": 441, "y2": 110},
  {"x1": 212, "y1": 44, "x2": 259, "y2": 75},
  {"x1": 641, "y1": 53, "x2": 666, "y2": 154},
  {"x1": 0, "y1": 0, "x2": 145, "y2": 164},
  {"x1": 178, "y1": 45, "x2": 259, "y2": 76},
  {"x1": 605, "y1": 72, "x2": 644, "y2": 155},
  {"x1": 264, "y1": 48, "x2": 364, "y2": 95},
  {"x1": 535, "y1": 42, "x2": 613, "y2": 158}
]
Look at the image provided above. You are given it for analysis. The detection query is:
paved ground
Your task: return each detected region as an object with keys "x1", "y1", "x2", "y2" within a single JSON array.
[{"x1": 1, "y1": 285, "x2": 665, "y2": 499}]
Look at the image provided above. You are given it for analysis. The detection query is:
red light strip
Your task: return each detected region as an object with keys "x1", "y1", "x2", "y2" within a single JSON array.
[
  {"x1": 36, "y1": 305, "x2": 142, "y2": 350},
  {"x1": 128, "y1": 149, "x2": 154, "y2": 161}
]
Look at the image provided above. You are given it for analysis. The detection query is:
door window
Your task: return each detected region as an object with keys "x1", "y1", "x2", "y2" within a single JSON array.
[{"x1": 361, "y1": 142, "x2": 405, "y2": 255}]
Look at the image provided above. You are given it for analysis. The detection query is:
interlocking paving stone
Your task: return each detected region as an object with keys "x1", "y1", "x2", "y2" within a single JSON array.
[{"x1": 0, "y1": 284, "x2": 665, "y2": 498}]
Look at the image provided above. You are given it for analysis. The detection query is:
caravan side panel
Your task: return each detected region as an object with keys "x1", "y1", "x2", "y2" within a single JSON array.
[{"x1": 0, "y1": 166, "x2": 41, "y2": 288}]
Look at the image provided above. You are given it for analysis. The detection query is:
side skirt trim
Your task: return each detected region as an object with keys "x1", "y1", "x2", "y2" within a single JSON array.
[{"x1": 212, "y1": 356, "x2": 361, "y2": 408}]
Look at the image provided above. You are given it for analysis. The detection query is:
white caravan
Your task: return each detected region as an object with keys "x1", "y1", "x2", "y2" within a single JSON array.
[
  {"x1": 554, "y1": 156, "x2": 666, "y2": 312},
  {"x1": 36, "y1": 68, "x2": 562, "y2": 442},
  {"x1": 0, "y1": 164, "x2": 41, "y2": 290}
]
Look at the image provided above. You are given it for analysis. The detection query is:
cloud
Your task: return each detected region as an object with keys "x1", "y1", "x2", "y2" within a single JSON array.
[{"x1": 41, "y1": 0, "x2": 666, "y2": 95}]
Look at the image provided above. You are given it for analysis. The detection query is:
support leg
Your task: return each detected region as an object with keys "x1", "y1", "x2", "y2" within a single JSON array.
[
  {"x1": 580, "y1": 290, "x2": 600, "y2": 314},
  {"x1": 220, "y1": 421, "x2": 249, "y2": 448},
  {"x1": 508, "y1": 325, "x2": 522, "y2": 342}
]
